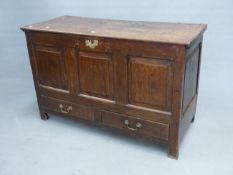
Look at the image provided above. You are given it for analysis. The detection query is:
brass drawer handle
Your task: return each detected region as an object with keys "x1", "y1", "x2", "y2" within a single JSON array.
[
  {"x1": 85, "y1": 39, "x2": 98, "y2": 49},
  {"x1": 124, "y1": 119, "x2": 142, "y2": 131},
  {"x1": 59, "y1": 104, "x2": 72, "y2": 114}
]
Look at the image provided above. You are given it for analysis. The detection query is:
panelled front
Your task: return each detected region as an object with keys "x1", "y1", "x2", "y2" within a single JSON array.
[{"x1": 29, "y1": 32, "x2": 177, "y2": 122}]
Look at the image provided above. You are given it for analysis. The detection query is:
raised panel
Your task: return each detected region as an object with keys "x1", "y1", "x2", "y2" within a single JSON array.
[
  {"x1": 78, "y1": 51, "x2": 114, "y2": 100},
  {"x1": 183, "y1": 47, "x2": 200, "y2": 112},
  {"x1": 128, "y1": 57, "x2": 173, "y2": 111},
  {"x1": 34, "y1": 45, "x2": 69, "y2": 92}
]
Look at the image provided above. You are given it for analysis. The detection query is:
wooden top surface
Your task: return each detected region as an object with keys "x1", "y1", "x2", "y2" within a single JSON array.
[{"x1": 21, "y1": 15, "x2": 207, "y2": 45}]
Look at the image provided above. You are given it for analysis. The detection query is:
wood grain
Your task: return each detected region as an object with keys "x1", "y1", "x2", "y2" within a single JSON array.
[
  {"x1": 21, "y1": 16, "x2": 207, "y2": 159},
  {"x1": 21, "y1": 15, "x2": 207, "y2": 45}
]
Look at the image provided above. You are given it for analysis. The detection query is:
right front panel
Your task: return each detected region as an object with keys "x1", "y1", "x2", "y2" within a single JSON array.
[{"x1": 128, "y1": 57, "x2": 173, "y2": 111}]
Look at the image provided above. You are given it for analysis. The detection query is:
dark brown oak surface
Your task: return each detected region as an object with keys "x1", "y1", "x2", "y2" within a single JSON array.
[
  {"x1": 21, "y1": 16, "x2": 207, "y2": 159},
  {"x1": 21, "y1": 15, "x2": 206, "y2": 45}
]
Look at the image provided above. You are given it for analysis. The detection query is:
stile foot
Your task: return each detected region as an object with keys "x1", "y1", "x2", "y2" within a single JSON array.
[
  {"x1": 40, "y1": 110, "x2": 49, "y2": 120},
  {"x1": 191, "y1": 115, "x2": 195, "y2": 123},
  {"x1": 168, "y1": 153, "x2": 179, "y2": 160},
  {"x1": 168, "y1": 145, "x2": 179, "y2": 160}
]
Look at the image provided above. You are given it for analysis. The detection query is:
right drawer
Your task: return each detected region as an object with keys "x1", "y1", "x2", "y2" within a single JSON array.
[{"x1": 100, "y1": 111, "x2": 169, "y2": 141}]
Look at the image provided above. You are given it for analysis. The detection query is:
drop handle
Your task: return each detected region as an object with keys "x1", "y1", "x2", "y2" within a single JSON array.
[
  {"x1": 59, "y1": 104, "x2": 72, "y2": 114},
  {"x1": 124, "y1": 119, "x2": 142, "y2": 131}
]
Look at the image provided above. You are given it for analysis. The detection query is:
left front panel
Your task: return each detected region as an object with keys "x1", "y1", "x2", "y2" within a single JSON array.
[
  {"x1": 26, "y1": 32, "x2": 77, "y2": 99},
  {"x1": 34, "y1": 45, "x2": 69, "y2": 92}
]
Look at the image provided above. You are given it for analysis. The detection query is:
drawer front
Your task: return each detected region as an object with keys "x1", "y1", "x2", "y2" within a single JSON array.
[
  {"x1": 40, "y1": 96, "x2": 95, "y2": 121},
  {"x1": 101, "y1": 111, "x2": 169, "y2": 141}
]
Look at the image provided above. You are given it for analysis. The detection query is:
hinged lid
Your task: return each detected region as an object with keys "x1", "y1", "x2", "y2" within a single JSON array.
[{"x1": 21, "y1": 15, "x2": 207, "y2": 45}]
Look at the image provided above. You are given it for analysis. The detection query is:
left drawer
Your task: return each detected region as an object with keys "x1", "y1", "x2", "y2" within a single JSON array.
[{"x1": 40, "y1": 96, "x2": 95, "y2": 121}]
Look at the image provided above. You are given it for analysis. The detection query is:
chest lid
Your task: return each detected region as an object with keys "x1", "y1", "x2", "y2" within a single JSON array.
[{"x1": 21, "y1": 15, "x2": 206, "y2": 45}]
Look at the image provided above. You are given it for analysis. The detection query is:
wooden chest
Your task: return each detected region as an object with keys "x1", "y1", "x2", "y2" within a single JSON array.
[{"x1": 21, "y1": 16, "x2": 207, "y2": 159}]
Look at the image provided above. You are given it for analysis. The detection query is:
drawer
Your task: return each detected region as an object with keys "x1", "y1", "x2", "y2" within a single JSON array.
[
  {"x1": 40, "y1": 96, "x2": 94, "y2": 121},
  {"x1": 101, "y1": 111, "x2": 169, "y2": 141},
  {"x1": 78, "y1": 37, "x2": 112, "y2": 53}
]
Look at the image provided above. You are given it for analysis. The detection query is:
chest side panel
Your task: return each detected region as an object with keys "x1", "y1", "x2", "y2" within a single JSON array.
[{"x1": 182, "y1": 44, "x2": 201, "y2": 113}]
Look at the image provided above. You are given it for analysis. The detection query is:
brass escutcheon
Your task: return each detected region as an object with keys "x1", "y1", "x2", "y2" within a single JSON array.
[{"x1": 85, "y1": 39, "x2": 98, "y2": 49}]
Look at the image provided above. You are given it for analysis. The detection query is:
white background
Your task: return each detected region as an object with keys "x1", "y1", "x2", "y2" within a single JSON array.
[{"x1": 0, "y1": 0, "x2": 233, "y2": 174}]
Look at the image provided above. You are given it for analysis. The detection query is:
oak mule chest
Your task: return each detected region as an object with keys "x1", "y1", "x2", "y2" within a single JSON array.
[{"x1": 21, "y1": 16, "x2": 207, "y2": 159}]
